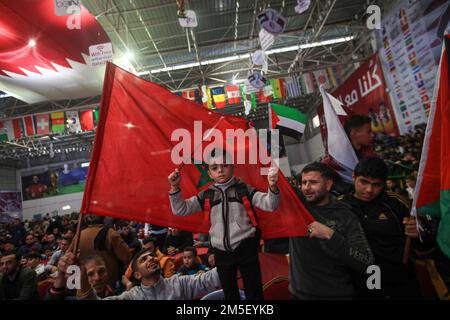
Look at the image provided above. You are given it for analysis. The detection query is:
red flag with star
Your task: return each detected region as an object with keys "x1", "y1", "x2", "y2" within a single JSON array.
[{"x1": 81, "y1": 63, "x2": 313, "y2": 239}]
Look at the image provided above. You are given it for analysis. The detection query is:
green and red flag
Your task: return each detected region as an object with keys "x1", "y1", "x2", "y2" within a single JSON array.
[{"x1": 413, "y1": 36, "x2": 450, "y2": 258}]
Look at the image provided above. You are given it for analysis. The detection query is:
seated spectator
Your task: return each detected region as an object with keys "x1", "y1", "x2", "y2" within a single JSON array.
[
  {"x1": 0, "y1": 250, "x2": 38, "y2": 299},
  {"x1": 386, "y1": 179, "x2": 401, "y2": 193},
  {"x1": 402, "y1": 175, "x2": 417, "y2": 200},
  {"x1": 162, "y1": 228, "x2": 193, "y2": 256},
  {"x1": 45, "y1": 236, "x2": 72, "y2": 274},
  {"x1": 23, "y1": 252, "x2": 47, "y2": 281},
  {"x1": 117, "y1": 223, "x2": 141, "y2": 254},
  {"x1": 206, "y1": 250, "x2": 216, "y2": 270},
  {"x1": 42, "y1": 234, "x2": 59, "y2": 252},
  {"x1": 70, "y1": 249, "x2": 221, "y2": 300},
  {"x1": 177, "y1": 247, "x2": 206, "y2": 276},
  {"x1": 194, "y1": 233, "x2": 211, "y2": 248},
  {"x1": 18, "y1": 234, "x2": 42, "y2": 257},
  {"x1": 0, "y1": 242, "x2": 15, "y2": 255}
]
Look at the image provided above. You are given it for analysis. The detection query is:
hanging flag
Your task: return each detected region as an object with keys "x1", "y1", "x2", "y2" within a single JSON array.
[
  {"x1": 413, "y1": 36, "x2": 450, "y2": 258},
  {"x1": 35, "y1": 114, "x2": 50, "y2": 135},
  {"x1": 327, "y1": 67, "x2": 338, "y2": 87},
  {"x1": 201, "y1": 85, "x2": 213, "y2": 109},
  {"x1": 51, "y1": 112, "x2": 65, "y2": 133},
  {"x1": 0, "y1": 121, "x2": 8, "y2": 142},
  {"x1": 23, "y1": 115, "x2": 36, "y2": 136},
  {"x1": 300, "y1": 72, "x2": 316, "y2": 94},
  {"x1": 182, "y1": 90, "x2": 196, "y2": 101},
  {"x1": 320, "y1": 86, "x2": 358, "y2": 182},
  {"x1": 93, "y1": 107, "x2": 100, "y2": 126},
  {"x1": 284, "y1": 74, "x2": 301, "y2": 98},
  {"x1": 226, "y1": 85, "x2": 241, "y2": 104},
  {"x1": 313, "y1": 69, "x2": 331, "y2": 89},
  {"x1": 268, "y1": 103, "x2": 307, "y2": 140},
  {"x1": 8, "y1": 118, "x2": 25, "y2": 140},
  {"x1": 66, "y1": 111, "x2": 82, "y2": 133},
  {"x1": 210, "y1": 86, "x2": 226, "y2": 109},
  {"x1": 259, "y1": 84, "x2": 273, "y2": 103},
  {"x1": 80, "y1": 110, "x2": 95, "y2": 131},
  {"x1": 194, "y1": 88, "x2": 203, "y2": 105},
  {"x1": 270, "y1": 79, "x2": 285, "y2": 99},
  {"x1": 81, "y1": 63, "x2": 314, "y2": 239}
]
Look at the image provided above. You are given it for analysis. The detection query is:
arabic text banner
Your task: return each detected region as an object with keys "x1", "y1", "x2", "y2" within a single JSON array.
[{"x1": 317, "y1": 53, "x2": 400, "y2": 147}]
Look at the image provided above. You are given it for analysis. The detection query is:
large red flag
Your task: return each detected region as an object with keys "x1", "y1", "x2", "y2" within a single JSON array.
[{"x1": 81, "y1": 63, "x2": 313, "y2": 239}]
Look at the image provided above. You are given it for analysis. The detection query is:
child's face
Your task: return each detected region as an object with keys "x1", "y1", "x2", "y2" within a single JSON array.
[
  {"x1": 208, "y1": 158, "x2": 234, "y2": 184},
  {"x1": 183, "y1": 251, "x2": 195, "y2": 269},
  {"x1": 208, "y1": 254, "x2": 216, "y2": 268}
]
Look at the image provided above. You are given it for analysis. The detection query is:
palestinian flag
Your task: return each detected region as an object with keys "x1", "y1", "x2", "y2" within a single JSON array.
[
  {"x1": 51, "y1": 112, "x2": 65, "y2": 133},
  {"x1": 413, "y1": 36, "x2": 450, "y2": 258},
  {"x1": 269, "y1": 103, "x2": 307, "y2": 140}
]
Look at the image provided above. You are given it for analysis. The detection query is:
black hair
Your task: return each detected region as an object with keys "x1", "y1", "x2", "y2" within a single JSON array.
[
  {"x1": 24, "y1": 252, "x2": 41, "y2": 260},
  {"x1": 344, "y1": 114, "x2": 372, "y2": 136},
  {"x1": 142, "y1": 237, "x2": 157, "y2": 246},
  {"x1": 354, "y1": 157, "x2": 388, "y2": 181},
  {"x1": 131, "y1": 248, "x2": 155, "y2": 273},
  {"x1": 1, "y1": 249, "x2": 21, "y2": 261},
  {"x1": 183, "y1": 246, "x2": 197, "y2": 257},
  {"x1": 82, "y1": 254, "x2": 105, "y2": 266},
  {"x1": 301, "y1": 162, "x2": 335, "y2": 181},
  {"x1": 61, "y1": 236, "x2": 73, "y2": 243}
]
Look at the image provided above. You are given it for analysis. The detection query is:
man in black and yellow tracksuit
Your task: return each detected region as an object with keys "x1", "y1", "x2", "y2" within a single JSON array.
[{"x1": 338, "y1": 157, "x2": 433, "y2": 299}]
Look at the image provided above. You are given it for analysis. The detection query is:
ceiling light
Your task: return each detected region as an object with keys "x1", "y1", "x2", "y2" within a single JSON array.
[
  {"x1": 138, "y1": 36, "x2": 354, "y2": 75},
  {"x1": 28, "y1": 39, "x2": 36, "y2": 47}
]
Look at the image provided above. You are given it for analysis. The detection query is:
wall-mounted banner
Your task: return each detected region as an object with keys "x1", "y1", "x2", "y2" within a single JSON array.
[
  {"x1": 379, "y1": 0, "x2": 447, "y2": 133},
  {"x1": 317, "y1": 53, "x2": 400, "y2": 145}
]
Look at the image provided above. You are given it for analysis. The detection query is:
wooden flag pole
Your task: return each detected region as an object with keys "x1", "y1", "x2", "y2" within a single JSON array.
[
  {"x1": 403, "y1": 236, "x2": 412, "y2": 265},
  {"x1": 72, "y1": 212, "x2": 84, "y2": 255}
]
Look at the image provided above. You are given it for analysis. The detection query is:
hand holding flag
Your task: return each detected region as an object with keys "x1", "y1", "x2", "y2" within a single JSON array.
[
  {"x1": 168, "y1": 169, "x2": 182, "y2": 192},
  {"x1": 268, "y1": 167, "x2": 279, "y2": 192}
]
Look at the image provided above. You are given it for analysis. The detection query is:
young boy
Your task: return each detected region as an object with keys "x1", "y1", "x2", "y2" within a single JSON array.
[
  {"x1": 168, "y1": 149, "x2": 280, "y2": 300},
  {"x1": 177, "y1": 246, "x2": 207, "y2": 276}
]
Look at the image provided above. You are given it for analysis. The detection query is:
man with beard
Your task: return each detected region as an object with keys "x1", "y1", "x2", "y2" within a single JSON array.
[
  {"x1": 60, "y1": 248, "x2": 221, "y2": 300},
  {"x1": 289, "y1": 162, "x2": 374, "y2": 299},
  {"x1": 0, "y1": 250, "x2": 38, "y2": 299}
]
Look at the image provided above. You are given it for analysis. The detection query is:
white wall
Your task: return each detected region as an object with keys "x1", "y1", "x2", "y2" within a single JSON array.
[{"x1": 22, "y1": 192, "x2": 83, "y2": 221}]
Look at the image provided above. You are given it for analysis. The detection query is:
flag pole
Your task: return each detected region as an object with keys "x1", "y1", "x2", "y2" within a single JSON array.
[
  {"x1": 403, "y1": 236, "x2": 412, "y2": 265},
  {"x1": 72, "y1": 212, "x2": 84, "y2": 255},
  {"x1": 178, "y1": 116, "x2": 225, "y2": 170}
]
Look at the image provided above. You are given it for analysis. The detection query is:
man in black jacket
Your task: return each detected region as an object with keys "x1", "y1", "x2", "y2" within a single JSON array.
[
  {"x1": 338, "y1": 157, "x2": 432, "y2": 299},
  {"x1": 289, "y1": 162, "x2": 374, "y2": 300}
]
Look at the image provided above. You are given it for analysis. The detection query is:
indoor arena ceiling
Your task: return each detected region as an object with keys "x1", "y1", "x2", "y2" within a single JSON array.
[{"x1": 0, "y1": 0, "x2": 386, "y2": 167}]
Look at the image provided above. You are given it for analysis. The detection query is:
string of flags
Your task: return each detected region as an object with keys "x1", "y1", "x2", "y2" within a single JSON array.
[
  {"x1": 173, "y1": 65, "x2": 345, "y2": 109},
  {"x1": 0, "y1": 108, "x2": 99, "y2": 142}
]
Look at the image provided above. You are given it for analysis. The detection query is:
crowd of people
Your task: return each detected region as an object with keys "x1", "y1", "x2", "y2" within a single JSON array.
[{"x1": 1, "y1": 115, "x2": 449, "y2": 300}]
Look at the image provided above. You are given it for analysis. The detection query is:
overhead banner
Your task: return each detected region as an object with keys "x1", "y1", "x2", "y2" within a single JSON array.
[
  {"x1": 379, "y1": 0, "x2": 447, "y2": 133},
  {"x1": 317, "y1": 53, "x2": 400, "y2": 147}
]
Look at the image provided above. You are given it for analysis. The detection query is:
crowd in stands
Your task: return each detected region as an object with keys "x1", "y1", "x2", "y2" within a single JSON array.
[
  {"x1": 1, "y1": 119, "x2": 449, "y2": 300},
  {"x1": 0, "y1": 213, "x2": 217, "y2": 300}
]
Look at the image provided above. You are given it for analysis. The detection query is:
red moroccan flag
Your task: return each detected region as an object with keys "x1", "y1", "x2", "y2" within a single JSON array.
[
  {"x1": 80, "y1": 110, "x2": 95, "y2": 131},
  {"x1": 81, "y1": 63, "x2": 313, "y2": 238}
]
